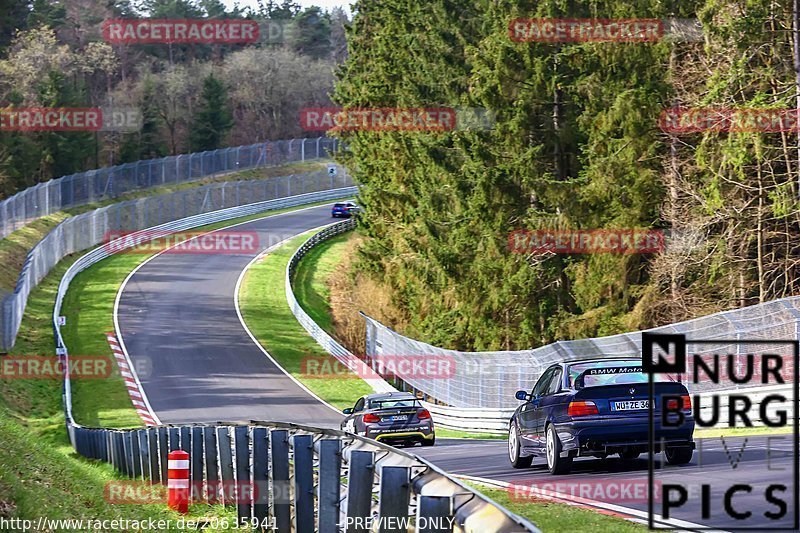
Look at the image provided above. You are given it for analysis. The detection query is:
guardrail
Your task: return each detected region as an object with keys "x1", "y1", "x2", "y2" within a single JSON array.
[
  {"x1": 1, "y1": 168, "x2": 352, "y2": 352},
  {"x1": 285, "y1": 222, "x2": 513, "y2": 434},
  {"x1": 0, "y1": 137, "x2": 340, "y2": 240},
  {"x1": 67, "y1": 419, "x2": 538, "y2": 532},
  {"x1": 50, "y1": 192, "x2": 538, "y2": 532},
  {"x1": 286, "y1": 219, "x2": 395, "y2": 395}
]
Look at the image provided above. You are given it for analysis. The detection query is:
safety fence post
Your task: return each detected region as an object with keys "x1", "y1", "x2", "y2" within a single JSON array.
[
  {"x1": 346, "y1": 450, "x2": 374, "y2": 533},
  {"x1": 378, "y1": 466, "x2": 411, "y2": 533},
  {"x1": 318, "y1": 439, "x2": 342, "y2": 533},
  {"x1": 270, "y1": 429, "x2": 290, "y2": 533},
  {"x1": 252, "y1": 427, "x2": 269, "y2": 527},
  {"x1": 293, "y1": 434, "x2": 314, "y2": 532},
  {"x1": 234, "y1": 426, "x2": 251, "y2": 523}
]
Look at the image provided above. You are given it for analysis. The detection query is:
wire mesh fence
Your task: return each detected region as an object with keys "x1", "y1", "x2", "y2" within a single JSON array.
[
  {"x1": 364, "y1": 298, "x2": 800, "y2": 409},
  {"x1": 0, "y1": 169, "x2": 353, "y2": 352},
  {"x1": 0, "y1": 137, "x2": 340, "y2": 240}
]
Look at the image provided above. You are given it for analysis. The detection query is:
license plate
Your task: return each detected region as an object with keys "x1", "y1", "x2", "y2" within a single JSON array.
[
  {"x1": 389, "y1": 415, "x2": 408, "y2": 421},
  {"x1": 611, "y1": 400, "x2": 649, "y2": 411}
]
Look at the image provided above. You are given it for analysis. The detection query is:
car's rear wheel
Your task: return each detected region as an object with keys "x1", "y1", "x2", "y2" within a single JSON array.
[
  {"x1": 619, "y1": 449, "x2": 640, "y2": 461},
  {"x1": 508, "y1": 422, "x2": 532, "y2": 468},
  {"x1": 421, "y1": 436, "x2": 435, "y2": 447},
  {"x1": 546, "y1": 424, "x2": 572, "y2": 475},
  {"x1": 664, "y1": 445, "x2": 693, "y2": 465}
]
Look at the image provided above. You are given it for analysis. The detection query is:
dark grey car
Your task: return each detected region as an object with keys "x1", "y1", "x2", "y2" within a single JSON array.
[{"x1": 340, "y1": 392, "x2": 435, "y2": 447}]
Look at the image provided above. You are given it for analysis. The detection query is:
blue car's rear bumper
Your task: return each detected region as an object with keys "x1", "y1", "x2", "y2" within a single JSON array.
[{"x1": 557, "y1": 416, "x2": 694, "y2": 455}]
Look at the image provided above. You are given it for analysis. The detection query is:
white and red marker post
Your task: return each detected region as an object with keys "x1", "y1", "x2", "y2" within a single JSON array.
[{"x1": 167, "y1": 450, "x2": 190, "y2": 514}]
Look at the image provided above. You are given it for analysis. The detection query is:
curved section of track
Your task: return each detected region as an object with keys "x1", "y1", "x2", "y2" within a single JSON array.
[{"x1": 116, "y1": 204, "x2": 343, "y2": 426}]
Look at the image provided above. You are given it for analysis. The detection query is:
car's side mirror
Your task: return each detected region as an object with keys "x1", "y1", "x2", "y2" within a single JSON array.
[
  {"x1": 515, "y1": 390, "x2": 531, "y2": 401},
  {"x1": 343, "y1": 408, "x2": 353, "y2": 414}
]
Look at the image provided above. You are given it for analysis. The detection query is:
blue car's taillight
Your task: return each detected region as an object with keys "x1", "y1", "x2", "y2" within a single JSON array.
[{"x1": 567, "y1": 400, "x2": 599, "y2": 416}]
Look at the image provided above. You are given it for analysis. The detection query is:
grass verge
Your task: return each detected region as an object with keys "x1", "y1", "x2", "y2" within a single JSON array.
[
  {"x1": 0, "y1": 198, "x2": 350, "y2": 529},
  {"x1": 0, "y1": 252, "x2": 236, "y2": 530},
  {"x1": 239, "y1": 233, "x2": 373, "y2": 410},
  {"x1": 464, "y1": 482, "x2": 646, "y2": 532}
]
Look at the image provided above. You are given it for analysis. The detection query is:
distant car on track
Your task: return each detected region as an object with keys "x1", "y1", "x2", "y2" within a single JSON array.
[
  {"x1": 331, "y1": 201, "x2": 360, "y2": 218},
  {"x1": 508, "y1": 358, "x2": 695, "y2": 474},
  {"x1": 341, "y1": 391, "x2": 435, "y2": 447}
]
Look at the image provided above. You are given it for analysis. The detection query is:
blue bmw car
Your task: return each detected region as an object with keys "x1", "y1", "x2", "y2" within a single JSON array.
[
  {"x1": 508, "y1": 358, "x2": 695, "y2": 474},
  {"x1": 331, "y1": 201, "x2": 360, "y2": 218}
]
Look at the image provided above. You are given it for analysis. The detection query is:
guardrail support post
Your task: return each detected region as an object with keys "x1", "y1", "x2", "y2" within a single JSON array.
[
  {"x1": 417, "y1": 495, "x2": 453, "y2": 532},
  {"x1": 270, "y1": 429, "x2": 291, "y2": 533},
  {"x1": 123, "y1": 431, "x2": 135, "y2": 477},
  {"x1": 137, "y1": 429, "x2": 149, "y2": 480},
  {"x1": 147, "y1": 427, "x2": 160, "y2": 483},
  {"x1": 234, "y1": 426, "x2": 252, "y2": 524},
  {"x1": 292, "y1": 434, "x2": 314, "y2": 532},
  {"x1": 180, "y1": 426, "x2": 190, "y2": 452},
  {"x1": 204, "y1": 427, "x2": 219, "y2": 504},
  {"x1": 252, "y1": 427, "x2": 269, "y2": 528},
  {"x1": 345, "y1": 450, "x2": 374, "y2": 533},
  {"x1": 378, "y1": 466, "x2": 411, "y2": 533},
  {"x1": 318, "y1": 439, "x2": 342, "y2": 533},
  {"x1": 191, "y1": 426, "x2": 204, "y2": 502},
  {"x1": 168, "y1": 427, "x2": 180, "y2": 452},
  {"x1": 108, "y1": 432, "x2": 117, "y2": 470},
  {"x1": 217, "y1": 427, "x2": 235, "y2": 506},
  {"x1": 158, "y1": 427, "x2": 169, "y2": 482}
]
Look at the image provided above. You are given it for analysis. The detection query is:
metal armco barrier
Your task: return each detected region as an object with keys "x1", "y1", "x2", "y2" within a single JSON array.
[
  {"x1": 51, "y1": 191, "x2": 538, "y2": 532},
  {"x1": 69, "y1": 421, "x2": 538, "y2": 532},
  {"x1": 285, "y1": 222, "x2": 519, "y2": 434},
  {"x1": 286, "y1": 219, "x2": 395, "y2": 396},
  {"x1": 0, "y1": 137, "x2": 340, "y2": 240}
]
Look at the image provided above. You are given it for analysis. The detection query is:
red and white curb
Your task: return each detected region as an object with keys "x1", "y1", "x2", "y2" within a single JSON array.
[{"x1": 107, "y1": 332, "x2": 158, "y2": 426}]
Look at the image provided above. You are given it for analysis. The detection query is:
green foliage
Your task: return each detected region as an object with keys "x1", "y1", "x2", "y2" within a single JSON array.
[
  {"x1": 189, "y1": 74, "x2": 234, "y2": 152},
  {"x1": 335, "y1": 0, "x2": 680, "y2": 349},
  {"x1": 292, "y1": 7, "x2": 332, "y2": 59}
]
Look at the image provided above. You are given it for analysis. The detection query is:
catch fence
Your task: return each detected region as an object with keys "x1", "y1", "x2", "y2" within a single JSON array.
[{"x1": 0, "y1": 137, "x2": 339, "y2": 240}]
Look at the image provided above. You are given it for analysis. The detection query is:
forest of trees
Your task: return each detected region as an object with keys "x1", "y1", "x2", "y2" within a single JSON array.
[
  {"x1": 0, "y1": 0, "x2": 346, "y2": 198},
  {"x1": 334, "y1": 0, "x2": 800, "y2": 350}
]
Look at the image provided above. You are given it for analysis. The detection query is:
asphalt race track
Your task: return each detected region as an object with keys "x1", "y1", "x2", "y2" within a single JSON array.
[
  {"x1": 416, "y1": 435, "x2": 797, "y2": 531},
  {"x1": 116, "y1": 203, "x2": 344, "y2": 427},
  {"x1": 116, "y1": 202, "x2": 797, "y2": 531}
]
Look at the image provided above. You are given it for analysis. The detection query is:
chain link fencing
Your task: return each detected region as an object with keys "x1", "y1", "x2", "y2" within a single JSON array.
[
  {"x1": 364, "y1": 298, "x2": 800, "y2": 410},
  {"x1": 0, "y1": 137, "x2": 340, "y2": 240},
  {"x1": 0, "y1": 168, "x2": 354, "y2": 352}
]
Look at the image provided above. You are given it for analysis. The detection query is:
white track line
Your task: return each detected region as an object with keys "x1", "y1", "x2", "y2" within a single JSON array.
[
  {"x1": 233, "y1": 224, "x2": 344, "y2": 417},
  {"x1": 113, "y1": 203, "x2": 344, "y2": 422}
]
